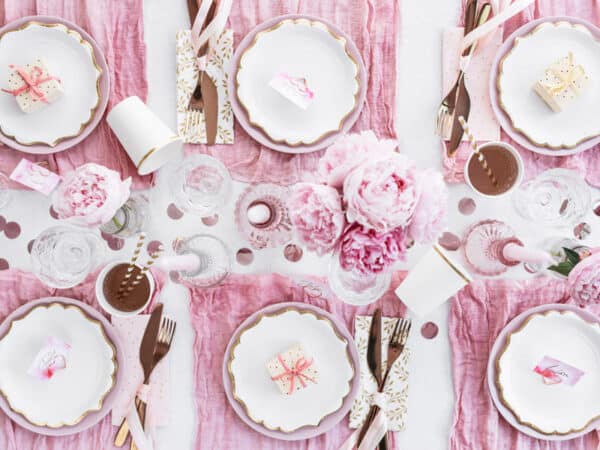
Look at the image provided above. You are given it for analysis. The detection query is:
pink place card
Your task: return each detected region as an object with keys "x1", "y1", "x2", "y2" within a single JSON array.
[
  {"x1": 111, "y1": 315, "x2": 170, "y2": 427},
  {"x1": 442, "y1": 27, "x2": 502, "y2": 141},
  {"x1": 533, "y1": 356, "x2": 585, "y2": 386},
  {"x1": 9, "y1": 159, "x2": 61, "y2": 195}
]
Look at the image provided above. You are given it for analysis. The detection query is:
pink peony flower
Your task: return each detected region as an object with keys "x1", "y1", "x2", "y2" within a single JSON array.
[
  {"x1": 567, "y1": 252, "x2": 600, "y2": 306},
  {"x1": 318, "y1": 131, "x2": 398, "y2": 188},
  {"x1": 51, "y1": 163, "x2": 131, "y2": 227},
  {"x1": 344, "y1": 153, "x2": 420, "y2": 232},
  {"x1": 339, "y1": 223, "x2": 411, "y2": 275},
  {"x1": 408, "y1": 168, "x2": 448, "y2": 244},
  {"x1": 288, "y1": 183, "x2": 345, "y2": 256}
]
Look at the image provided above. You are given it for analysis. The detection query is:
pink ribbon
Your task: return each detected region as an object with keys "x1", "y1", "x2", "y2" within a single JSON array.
[
  {"x1": 124, "y1": 383, "x2": 156, "y2": 450},
  {"x1": 190, "y1": 0, "x2": 233, "y2": 71},
  {"x1": 339, "y1": 392, "x2": 388, "y2": 450},
  {"x1": 1, "y1": 64, "x2": 59, "y2": 103},
  {"x1": 271, "y1": 355, "x2": 316, "y2": 395}
]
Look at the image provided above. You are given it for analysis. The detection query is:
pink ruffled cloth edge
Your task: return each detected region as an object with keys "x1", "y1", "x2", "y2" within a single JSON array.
[
  {"x1": 443, "y1": 0, "x2": 600, "y2": 188},
  {"x1": 188, "y1": 0, "x2": 400, "y2": 185}
]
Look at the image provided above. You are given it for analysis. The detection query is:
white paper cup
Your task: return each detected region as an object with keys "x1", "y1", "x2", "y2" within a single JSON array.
[
  {"x1": 95, "y1": 260, "x2": 155, "y2": 317},
  {"x1": 395, "y1": 245, "x2": 472, "y2": 317},
  {"x1": 464, "y1": 141, "x2": 524, "y2": 198},
  {"x1": 107, "y1": 96, "x2": 183, "y2": 175}
]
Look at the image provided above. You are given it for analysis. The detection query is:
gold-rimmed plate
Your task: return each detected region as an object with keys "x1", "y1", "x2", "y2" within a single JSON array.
[
  {"x1": 223, "y1": 302, "x2": 360, "y2": 440},
  {"x1": 496, "y1": 20, "x2": 600, "y2": 151},
  {"x1": 494, "y1": 308, "x2": 600, "y2": 436},
  {"x1": 0, "y1": 299, "x2": 118, "y2": 430},
  {"x1": 234, "y1": 16, "x2": 362, "y2": 149},
  {"x1": 0, "y1": 16, "x2": 107, "y2": 152}
]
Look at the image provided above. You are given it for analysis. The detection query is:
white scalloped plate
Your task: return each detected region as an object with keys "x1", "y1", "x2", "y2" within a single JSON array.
[
  {"x1": 228, "y1": 307, "x2": 354, "y2": 433},
  {"x1": 236, "y1": 18, "x2": 360, "y2": 146},
  {"x1": 498, "y1": 21, "x2": 600, "y2": 149},
  {"x1": 0, "y1": 21, "x2": 101, "y2": 147},
  {"x1": 0, "y1": 303, "x2": 116, "y2": 428},
  {"x1": 497, "y1": 310, "x2": 600, "y2": 435}
]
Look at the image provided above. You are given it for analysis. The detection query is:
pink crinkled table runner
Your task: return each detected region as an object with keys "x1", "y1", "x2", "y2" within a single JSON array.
[
  {"x1": 448, "y1": 277, "x2": 600, "y2": 450},
  {"x1": 187, "y1": 272, "x2": 406, "y2": 449},
  {"x1": 0, "y1": 0, "x2": 152, "y2": 190},
  {"x1": 189, "y1": 0, "x2": 400, "y2": 185},
  {"x1": 0, "y1": 268, "x2": 165, "y2": 450},
  {"x1": 444, "y1": 0, "x2": 600, "y2": 187}
]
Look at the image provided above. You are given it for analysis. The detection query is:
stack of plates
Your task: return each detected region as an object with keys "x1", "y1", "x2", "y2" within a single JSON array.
[
  {"x1": 223, "y1": 302, "x2": 360, "y2": 440},
  {"x1": 0, "y1": 298, "x2": 123, "y2": 436},
  {"x1": 488, "y1": 304, "x2": 600, "y2": 440},
  {"x1": 0, "y1": 16, "x2": 109, "y2": 154},
  {"x1": 229, "y1": 15, "x2": 367, "y2": 154},
  {"x1": 490, "y1": 16, "x2": 600, "y2": 156}
]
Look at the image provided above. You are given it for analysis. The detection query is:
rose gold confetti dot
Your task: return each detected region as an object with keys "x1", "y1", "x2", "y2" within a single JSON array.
[
  {"x1": 27, "y1": 240, "x2": 34, "y2": 253},
  {"x1": 236, "y1": 248, "x2": 254, "y2": 265},
  {"x1": 438, "y1": 232, "x2": 461, "y2": 251},
  {"x1": 458, "y1": 197, "x2": 476, "y2": 215},
  {"x1": 559, "y1": 199, "x2": 570, "y2": 215},
  {"x1": 523, "y1": 263, "x2": 538, "y2": 274},
  {"x1": 201, "y1": 214, "x2": 219, "y2": 226},
  {"x1": 169, "y1": 271, "x2": 182, "y2": 284},
  {"x1": 421, "y1": 322, "x2": 438, "y2": 339},
  {"x1": 167, "y1": 203, "x2": 184, "y2": 220},
  {"x1": 0, "y1": 259, "x2": 9, "y2": 270},
  {"x1": 284, "y1": 244, "x2": 303, "y2": 262},
  {"x1": 147, "y1": 240, "x2": 163, "y2": 255},
  {"x1": 4, "y1": 222, "x2": 20, "y2": 239},
  {"x1": 593, "y1": 200, "x2": 600, "y2": 216},
  {"x1": 574, "y1": 222, "x2": 591, "y2": 240},
  {"x1": 101, "y1": 232, "x2": 125, "y2": 251},
  {"x1": 49, "y1": 206, "x2": 59, "y2": 219}
]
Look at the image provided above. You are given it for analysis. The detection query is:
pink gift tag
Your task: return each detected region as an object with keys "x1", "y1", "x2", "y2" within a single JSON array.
[
  {"x1": 10, "y1": 159, "x2": 61, "y2": 195},
  {"x1": 533, "y1": 356, "x2": 585, "y2": 386},
  {"x1": 27, "y1": 337, "x2": 71, "y2": 380}
]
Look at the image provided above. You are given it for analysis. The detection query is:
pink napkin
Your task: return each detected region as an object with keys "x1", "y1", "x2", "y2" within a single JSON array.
[
  {"x1": 186, "y1": 272, "x2": 406, "y2": 449},
  {"x1": 189, "y1": 0, "x2": 400, "y2": 185},
  {"x1": 448, "y1": 277, "x2": 600, "y2": 450},
  {"x1": 0, "y1": 0, "x2": 152, "y2": 190},
  {"x1": 443, "y1": 0, "x2": 600, "y2": 187},
  {"x1": 0, "y1": 268, "x2": 166, "y2": 450},
  {"x1": 110, "y1": 315, "x2": 170, "y2": 428}
]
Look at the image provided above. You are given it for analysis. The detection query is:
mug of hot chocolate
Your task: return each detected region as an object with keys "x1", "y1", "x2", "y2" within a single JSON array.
[
  {"x1": 464, "y1": 141, "x2": 524, "y2": 198},
  {"x1": 95, "y1": 261, "x2": 155, "y2": 317}
]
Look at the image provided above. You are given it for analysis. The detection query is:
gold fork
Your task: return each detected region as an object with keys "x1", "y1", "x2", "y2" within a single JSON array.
[{"x1": 130, "y1": 318, "x2": 176, "y2": 450}]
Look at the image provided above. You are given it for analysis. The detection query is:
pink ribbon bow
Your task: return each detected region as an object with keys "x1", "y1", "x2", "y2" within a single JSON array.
[
  {"x1": 1, "y1": 64, "x2": 59, "y2": 103},
  {"x1": 271, "y1": 355, "x2": 316, "y2": 394}
]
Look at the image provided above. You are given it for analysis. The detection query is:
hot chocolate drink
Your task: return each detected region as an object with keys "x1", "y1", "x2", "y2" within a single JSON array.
[
  {"x1": 467, "y1": 144, "x2": 520, "y2": 196},
  {"x1": 102, "y1": 263, "x2": 151, "y2": 313}
]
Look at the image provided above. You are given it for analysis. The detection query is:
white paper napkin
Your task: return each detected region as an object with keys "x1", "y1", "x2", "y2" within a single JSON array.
[
  {"x1": 349, "y1": 315, "x2": 410, "y2": 431},
  {"x1": 176, "y1": 29, "x2": 234, "y2": 144}
]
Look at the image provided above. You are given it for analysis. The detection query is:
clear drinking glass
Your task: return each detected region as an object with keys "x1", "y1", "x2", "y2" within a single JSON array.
[
  {"x1": 169, "y1": 155, "x2": 232, "y2": 216},
  {"x1": 31, "y1": 226, "x2": 105, "y2": 288},
  {"x1": 99, "y1": 194, "x2": 149, "y2": 237},
  {"x1": 512, "y1": 169, "x2": 591, "y2": 228}
]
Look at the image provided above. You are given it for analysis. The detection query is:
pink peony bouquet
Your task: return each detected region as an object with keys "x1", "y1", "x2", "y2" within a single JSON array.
[
  {"x1": 51, "y1": 163, "x2": 132, "y2": 228},
  {"x1": 552, "y1": 249, "x2": 600, "y2": 306},
  {"x1": 289, "y1": 131, "x2": 448, "y2": 275}
]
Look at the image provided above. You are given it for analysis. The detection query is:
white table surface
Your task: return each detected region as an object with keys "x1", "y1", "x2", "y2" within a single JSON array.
[{"x1": 0, "y1": 1, "x2": 598, "y2": 448}]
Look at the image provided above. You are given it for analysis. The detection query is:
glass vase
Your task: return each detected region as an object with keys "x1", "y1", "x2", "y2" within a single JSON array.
[{"x1": 99, "y1": 194, "x2": 149, "y2": 237}]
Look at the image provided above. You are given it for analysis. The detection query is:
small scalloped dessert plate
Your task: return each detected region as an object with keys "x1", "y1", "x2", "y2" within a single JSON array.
[
  {"x1": 496, "y1": 309, "x2": 600, "y2": 436},
  {"x1": 497, "y1": 20, "x2": 600, "y2": 150},
  {"x1": 236, "y1": 17, "x2": 360, "y2": 147},
  {"x1": 226, "y1": 304, "x2": 355, "y2": 434},
  {"x1": 0, "y1": 302, "x2": 117, "y2": 428},
  {"x1": 0, "y1": 19, "x2": 103, "y2": 149}
]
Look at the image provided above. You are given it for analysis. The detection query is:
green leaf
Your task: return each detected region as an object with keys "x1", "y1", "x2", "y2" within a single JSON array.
[
  {"x1": 563, "y1": 247, "x2": 581, "y2": 266},
  {"x1": 548, "y1": 261, "x2": 574, "y2": 277}
]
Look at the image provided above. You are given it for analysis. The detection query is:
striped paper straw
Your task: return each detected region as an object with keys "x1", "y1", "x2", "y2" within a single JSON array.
[
  {"x1": 121, "y1": 245, "x2": 164, "y2": 298},
  {"x1": 116, "y1": 233, "x2": 146, "y2": 299},
  {"x1": 458, "y1": 116, "x2": 498, "y2": 186}
]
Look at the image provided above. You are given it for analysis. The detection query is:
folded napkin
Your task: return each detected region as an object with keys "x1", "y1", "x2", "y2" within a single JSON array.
[
  {"x1": 111, "y1": 315, "x2": 170, "y2": 428},
  {"x1": 0, "y1": 0, "x2": 151, "y2": 190},
  {"x1": 185, "y1": 272, "x2": 406, "y2": 450},
  {"x1": 189, "y1": 0, "x2": 400, "y2": 185},
  {"x1": 176, "y1": 30, "x2": 234, "y2": 144},
  {"x1": 0, "y1": 268, "x2": 166, "y2": 450},
  {"x1": 448, "y1": 277, "x2": 599, "y2": 450},
  {"x1": 349, "y1": 315, "x2": 409, "y2": 431},
  {"x1": 445, "y1": 0, "x2": 600, "y2": 188}
]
